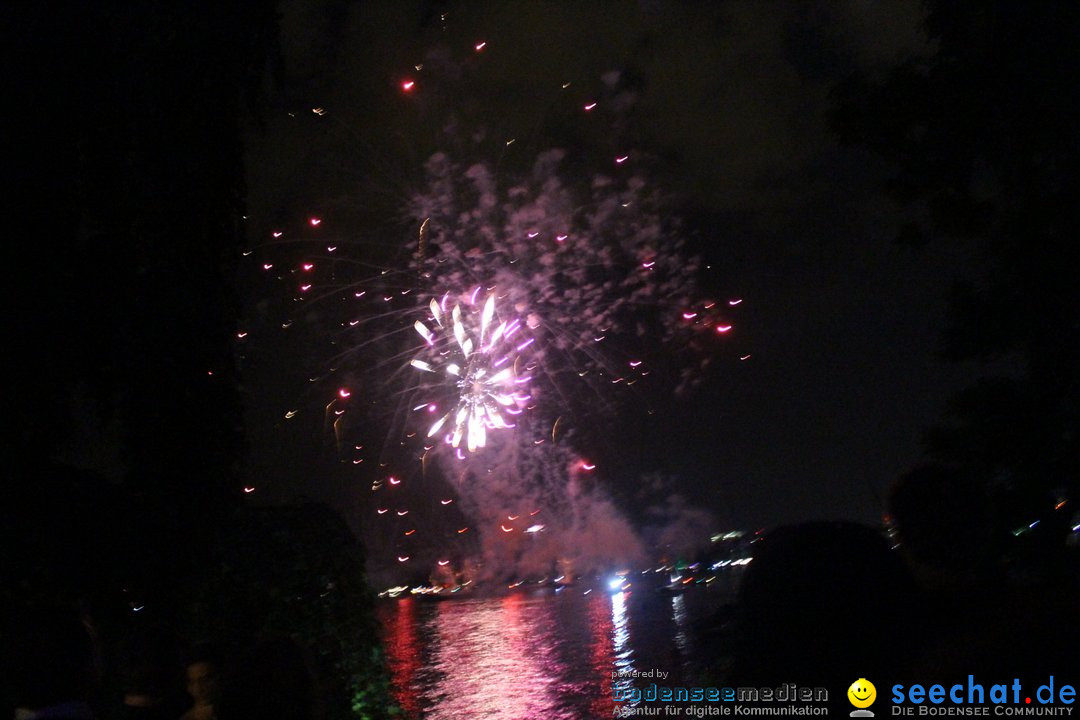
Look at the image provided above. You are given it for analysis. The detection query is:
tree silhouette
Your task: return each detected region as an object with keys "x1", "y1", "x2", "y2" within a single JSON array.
[{"x1": 834, "y1": 0, "x2": 1079, "y2": 577}]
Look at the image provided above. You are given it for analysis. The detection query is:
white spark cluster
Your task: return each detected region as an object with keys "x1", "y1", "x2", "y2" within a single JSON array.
[{"x1": 411, "y1": 291, "x2": 532, "y2": 452}]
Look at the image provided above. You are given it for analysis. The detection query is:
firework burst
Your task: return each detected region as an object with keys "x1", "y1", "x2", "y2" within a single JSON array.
[
  {"x1": 409, "y1": 290, "x2": 533, "y2": 453},
  {"x1": 241, "y1": 31, "x2": 740, "y2": 581},
  {"x1": 407, "y1": 149, "x2": 734, "y2": 421}
]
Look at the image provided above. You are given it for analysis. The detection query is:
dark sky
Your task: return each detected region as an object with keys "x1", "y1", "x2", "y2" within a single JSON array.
[{"x1": 239, "y1": 0, "x2": 983, "y2": 532}]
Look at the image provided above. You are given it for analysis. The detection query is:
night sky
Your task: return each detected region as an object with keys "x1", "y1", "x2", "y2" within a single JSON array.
[
  {"x1": 236, "y1": 0, "x2": 977, "y2": 533},
  {"x1": 6, "y1": 0, "x2": 1021, "y2": 558}
]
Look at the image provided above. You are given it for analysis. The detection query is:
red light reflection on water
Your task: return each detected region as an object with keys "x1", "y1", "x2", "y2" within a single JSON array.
[
  {"x1": 380, "y1": 598, "x2": 423, "y2": 718},
  {"x1": 588, "y1": 593, "x2": 618, "y2": 717},
  {"x1": 379, "y1": 593, "x2": 620, "y2": 718}
]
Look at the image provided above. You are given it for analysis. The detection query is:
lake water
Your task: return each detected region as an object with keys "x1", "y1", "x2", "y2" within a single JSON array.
[{"x1": 377, "y1": 577, "x2": 740, "y2": 719}]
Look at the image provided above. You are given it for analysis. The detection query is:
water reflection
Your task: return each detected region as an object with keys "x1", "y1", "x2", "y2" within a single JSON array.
[
  {"x1": 671, "y1": 594, "x2": 690, "y2": 657},
  {"x1": 377, "y1": 588, "x2": 728, "y2": 719},
  {"x1": 381, "y1": 597, "x2": 423, "y2": 719},
  {"x1": 610, "y1": 591, "x2": 635, "y2": 705},
  {"x1": 587, "y1": 594, "x2": 616, "y2": 718}
]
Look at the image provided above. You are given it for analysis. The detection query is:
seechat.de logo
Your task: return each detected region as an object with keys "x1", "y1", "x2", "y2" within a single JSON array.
[{"x1": 849, "y1": 678, "x2": 877, "y2": 717}]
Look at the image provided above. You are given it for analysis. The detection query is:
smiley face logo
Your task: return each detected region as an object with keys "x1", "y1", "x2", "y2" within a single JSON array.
[{"x1": 848, "y1": 678, "x2": 876, "y2": 709}]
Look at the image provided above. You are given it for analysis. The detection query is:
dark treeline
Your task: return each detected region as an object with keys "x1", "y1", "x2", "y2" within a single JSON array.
[
  {"x1": 834, "y1": 0, "x2": 1079, "y2": 582},
  {"x1": 706, "y1": 2, "x2": 1079, "y2": 702},
  {"x1": 2, "y1": 3, "x2": 393, "y2": 718}
]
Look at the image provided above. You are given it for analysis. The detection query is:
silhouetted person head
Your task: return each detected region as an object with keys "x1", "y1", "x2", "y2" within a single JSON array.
[
  {"x1": 889, "y1": 465, "x2": 1078, "y2": 681},
  {"x1": 730, "y1": 521, "x2": 919, "y2": 689},
  {"x1": 112, "y1": 622, "x2": 183, "y2": 719},
  {"x1": 180, "y1": 644, "x2": 220, "y2": 720},
  {"x1": 4, "y1": 604, "x2": 98, "y2": 717},
  {"x1": 888, "y1": 463, "x2": 1000, "y2": 587},
  {"x1": 215, "y1": 637, "x2": 312, "y2": 720}
]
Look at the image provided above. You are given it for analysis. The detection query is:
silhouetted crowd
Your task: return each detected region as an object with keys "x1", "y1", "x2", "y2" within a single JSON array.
[
  {"x1": 4, "y1": 462, "x2": 1076, "y2": 719},
  {"x1": 727, "y1": 463, "x2": 1079, "y2": 704},
  {"x1": 3, "y1": 612, "x2": 316, "y2": 720}
]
